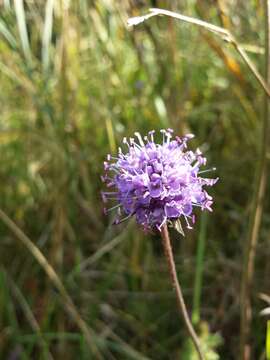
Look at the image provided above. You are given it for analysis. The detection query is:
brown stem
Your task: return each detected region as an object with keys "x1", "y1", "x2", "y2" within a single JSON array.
[
  {"x1": 240, "y1": 1, "x2": 270, "y2": 359},
  {"x1": 160, "y1": 224, "x2": 204, "y2": 360}
]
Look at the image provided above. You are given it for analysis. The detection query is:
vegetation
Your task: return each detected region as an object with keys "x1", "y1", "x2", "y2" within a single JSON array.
[{"x1": 0, "y1": 1, "x2": 269, "y2": 359}]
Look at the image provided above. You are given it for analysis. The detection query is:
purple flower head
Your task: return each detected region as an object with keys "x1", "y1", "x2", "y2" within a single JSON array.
[{"x1": 102, "y1": 129, "x2": 218, "y2": 232}]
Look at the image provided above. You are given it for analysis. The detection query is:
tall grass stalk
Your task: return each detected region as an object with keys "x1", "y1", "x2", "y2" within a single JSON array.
[
  {"x1": 240, "y1": 1, "x2": 270, "y2": 358},
  {"x1": 128, "y1": 7, "x2": 270, "y2": 358}
]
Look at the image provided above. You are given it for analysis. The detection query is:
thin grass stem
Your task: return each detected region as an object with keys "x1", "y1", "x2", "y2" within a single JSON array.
[
  {"x1": 0, "y1": 208, "x2": 102, "y2": 360},
  {"x1": 2, "y1": 267, "x2": 54, "y2": 360},
  {"x1": 127, "y1": 7, "x2": 270, "y2": 98},
  {"x1": 240, "y1": 1, "x2": 270, "y2": 358}
]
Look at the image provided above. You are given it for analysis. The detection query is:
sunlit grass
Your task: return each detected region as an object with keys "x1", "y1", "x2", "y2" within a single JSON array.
[{"x1": 0, "y1": 1, "x2": 269, "y2": 359}]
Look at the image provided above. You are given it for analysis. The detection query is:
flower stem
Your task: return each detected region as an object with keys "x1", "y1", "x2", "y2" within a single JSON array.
[{"x1": 160, "y1": 224, "x2": 204, "y2": 360}]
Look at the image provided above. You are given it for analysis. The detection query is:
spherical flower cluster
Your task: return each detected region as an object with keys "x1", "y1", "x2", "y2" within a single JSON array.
[{"x1": 102, "y1": 129, "x2": 218, "y2": 232}]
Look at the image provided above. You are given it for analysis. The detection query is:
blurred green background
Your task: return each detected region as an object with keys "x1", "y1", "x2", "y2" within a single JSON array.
[{"x1": 0, "y1": 0, "x2": 269, "y2": 359}]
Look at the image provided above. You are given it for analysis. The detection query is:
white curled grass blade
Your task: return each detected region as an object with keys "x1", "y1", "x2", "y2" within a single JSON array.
[{"x1": 127, "y1": 7, "x2": 270, "y2": 98}]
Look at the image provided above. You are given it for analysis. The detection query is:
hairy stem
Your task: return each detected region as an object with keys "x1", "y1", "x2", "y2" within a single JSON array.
[
  {"x1": 160, "y1": 224, "x2": 204, "y2": 360},
  {"x1": 240, "y1": 1, "x2": 270, "y2": 359}
]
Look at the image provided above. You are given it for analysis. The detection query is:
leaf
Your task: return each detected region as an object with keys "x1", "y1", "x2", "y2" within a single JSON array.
[{"x1": 174, "y1": 219, "x2": 185, "y2": 236}]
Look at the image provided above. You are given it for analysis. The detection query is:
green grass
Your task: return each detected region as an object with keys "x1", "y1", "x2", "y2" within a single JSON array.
[{"x1": 0, "y1": 1, "x2": 269, "y2": 359}]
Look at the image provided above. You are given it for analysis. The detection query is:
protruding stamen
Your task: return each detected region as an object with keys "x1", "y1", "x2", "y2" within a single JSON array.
[
  {"x1": 148, "y1": 130, "x2": 155, "y2": 142},
  {"x1": 130, "y1": 137, "x2": 143, "y2": 151},
  {"x1": 157, "y1": 216, "x2": 167, "y2": 231},
  {"x1": 160, "y1": 129, "x2": 166, "y2": 144},
  {"x1": 134, "y1": 132, "x2": 145, "y2": 147},
  {"x1": 198, "y1": 167, "x2": 216, "y2": 174},
  {"x1": 184, "y1": 215, "x2": 193, "y2": 229},
  {"x1": 191, "y1": 203, "x2": 203, "y2": 208},
  {"x1": 114, "y1": 213, "x2": 133, "y2": 225},
  {"x1": 166, "y1": 131, "x2": 172, "y2": 144},
  {"x1": 107, "y1": 154, "x2": 120, "y2": 161},
  {"x1": 105, "y1": 203, "x2": 122, "y2": 213}
]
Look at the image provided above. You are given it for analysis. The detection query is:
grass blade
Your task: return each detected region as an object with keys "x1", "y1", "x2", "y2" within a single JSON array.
[
  {"x1": 14, "y1": 0, "x2": 32, "y2": 65},
  {"x1": 0, "y1": 208, "x2": 102, "y2": 359},
  {"x1": 42, "y1": 0, "x2": 54, "y2": 73},
  {"x1": 0, "y1": 19, "x2": 17, "y2": 48}
]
